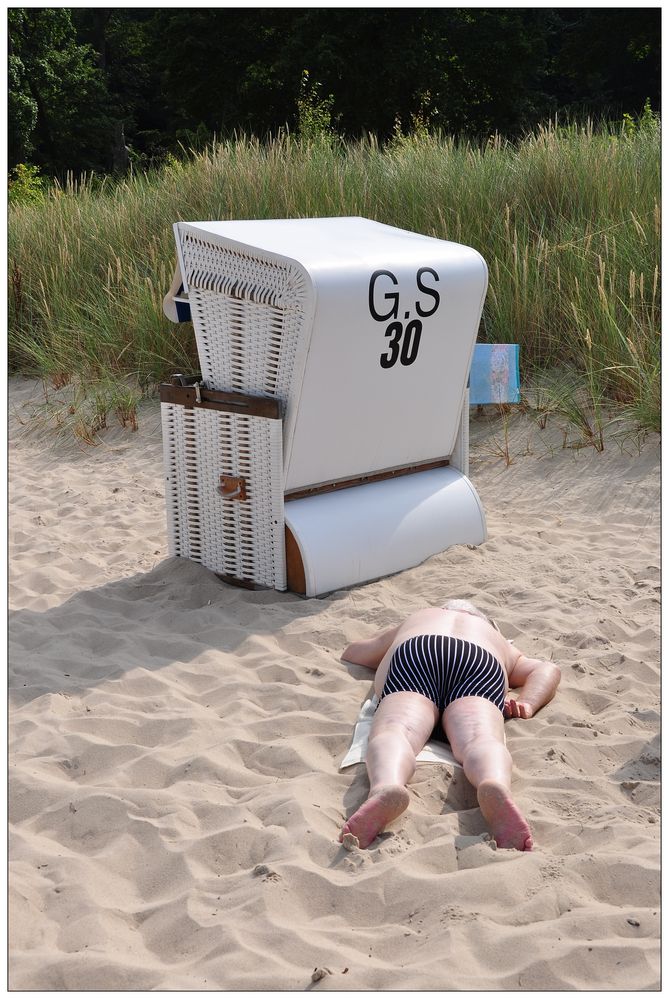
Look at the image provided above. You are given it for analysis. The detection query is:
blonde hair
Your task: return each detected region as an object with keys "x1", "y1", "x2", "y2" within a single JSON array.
[{"x1": 443, "y1": 599, "x2": 500, "y2": 632}]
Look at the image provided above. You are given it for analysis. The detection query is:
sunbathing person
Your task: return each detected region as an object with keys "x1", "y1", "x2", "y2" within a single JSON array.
[{"x1": 340, "y1": 599, "x2": 561, "y2": 851}]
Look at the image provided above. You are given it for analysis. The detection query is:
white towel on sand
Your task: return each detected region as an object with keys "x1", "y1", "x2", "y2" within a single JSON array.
[{"x1": 340, "y1": 695, "x2": 460, "y2": 770}]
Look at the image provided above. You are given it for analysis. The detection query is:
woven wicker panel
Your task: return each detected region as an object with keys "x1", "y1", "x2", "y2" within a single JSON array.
[
  {"x1": 161, "y1": 403, "x2": 200, "y2": 558},
  {"x1": 181, "y1": 230, "x2": 306, "y2": 308},
  {"x1": 190, "y1": 290, "x2": 305, "y2": 400},
  {"x1": 180, "y1": 230, "x2": 309, "y2": 401},
  {"x1": 161, "y1": 403, "x2": 286, "y2": 589}
]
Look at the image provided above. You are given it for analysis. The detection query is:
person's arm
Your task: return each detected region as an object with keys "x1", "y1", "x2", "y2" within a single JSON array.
[
  {"x1": 341, "y1": 625, "x2": 400, "y2": 670},
  {"x1": 504, "y1": 652, "x2": 561, "y2": 719}
]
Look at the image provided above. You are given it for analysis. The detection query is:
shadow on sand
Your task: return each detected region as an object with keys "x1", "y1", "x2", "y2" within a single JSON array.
[{"x1": 9, "y1": 556, "x2": 354, "y2": 706}]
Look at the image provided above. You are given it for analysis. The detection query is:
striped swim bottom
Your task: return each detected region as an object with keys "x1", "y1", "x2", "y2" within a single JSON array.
[{"x1": 380, "y1": 634, "x2": 506, "y2": 713}]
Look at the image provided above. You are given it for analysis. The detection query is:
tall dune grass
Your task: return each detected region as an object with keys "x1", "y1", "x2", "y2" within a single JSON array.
[{"x1": 9, "y1": 118, "x2": 660, "y2": 433}]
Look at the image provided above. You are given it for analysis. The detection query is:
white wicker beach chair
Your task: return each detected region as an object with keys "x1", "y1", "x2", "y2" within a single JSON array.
[{"x1": 161, "y1": 217, "x2": 489, "y2": 596}]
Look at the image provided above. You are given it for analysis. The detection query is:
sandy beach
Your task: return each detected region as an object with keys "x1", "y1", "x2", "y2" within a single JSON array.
[{"x1": 9, "y1": 376, "x2": 660, "y2": 990}]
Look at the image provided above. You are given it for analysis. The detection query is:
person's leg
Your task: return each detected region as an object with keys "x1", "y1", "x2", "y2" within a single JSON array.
[
  {"x1": 340, "y1": 691, "x2": 438, "y2": 848},
  {"x1": 442, "y1": 696, "x2": 533, "y2": 851}
]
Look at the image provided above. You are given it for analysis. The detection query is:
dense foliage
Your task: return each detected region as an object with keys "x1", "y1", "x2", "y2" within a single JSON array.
[{"x1": 8, "y1": 7, "x2": 661, "y2": 177}]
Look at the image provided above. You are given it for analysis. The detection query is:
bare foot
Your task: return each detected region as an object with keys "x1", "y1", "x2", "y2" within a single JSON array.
[
  {"x1": 339, "y1": 784, "x2": 410, "y2": 849},
  {"x1": 477, "y1": 780, "x2": 533, "y2": 851}
]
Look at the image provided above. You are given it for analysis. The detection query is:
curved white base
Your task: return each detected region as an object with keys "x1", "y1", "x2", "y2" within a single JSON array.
[{"x1": 284, "y1": 466, "x2": 486, "y2": 597}]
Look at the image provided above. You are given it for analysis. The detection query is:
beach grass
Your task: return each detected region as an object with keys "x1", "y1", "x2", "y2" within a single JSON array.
[{"x1": 8, "y1": 116, "x2": 660, "y2": 436}]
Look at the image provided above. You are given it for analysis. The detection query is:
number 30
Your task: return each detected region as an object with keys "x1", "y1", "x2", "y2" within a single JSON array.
[{"x1": 380, "y1": 319, "x2": 423, "y2": 369}]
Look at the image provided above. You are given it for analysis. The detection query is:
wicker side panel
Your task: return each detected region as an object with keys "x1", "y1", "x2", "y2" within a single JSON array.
[
  {"x1": 179, "y1": 231, "x2": 309, "y2": 400},
  {"x1": 190, "y1": 290, "x2": 305, "y2": 401},
  {"x1": 180, "y1": 230, "x2": 307, "y2": 309},
  {"x1": 161, "y1": 403, "x2": 201, "y2": 558},
  {"x1": 161, "y1": 403, "x2": 286, "y2": 589}
]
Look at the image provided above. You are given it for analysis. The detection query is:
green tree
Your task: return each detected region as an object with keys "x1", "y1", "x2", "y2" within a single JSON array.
[
  {"x1": 73, "y1": 9, "x2": 173, "y2": 168},
  {"x1": 7, "y1": 8, "x2": 661, "y2": 178},
  {"x1": 8, "y1": 8, "x2": 111, "y2": 176},
  {"x1": 551, "y1": 8, "x2": 661, "y2": 116},
  {"x1": 8, "y1": 10, "x2": 38, "y2": 163},
  {"x1": 147, "y1": 9, "x2": 557, "y2": 140},
  {"x1": 149, "y1": 9, "x2": 297, "y2": 137}
]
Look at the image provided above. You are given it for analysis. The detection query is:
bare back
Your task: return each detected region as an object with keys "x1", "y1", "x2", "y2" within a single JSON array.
[{"x1": 373, "y1": 608, "x2": 520, "y2": 699}]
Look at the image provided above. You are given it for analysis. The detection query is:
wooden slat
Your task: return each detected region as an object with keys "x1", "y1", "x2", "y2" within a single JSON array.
[
  {"x1": 285, "y1": 526, "x2": 306, "y2": 595},
  {"x1": 159, "y1": 381, "x2": 281, "y2": 419},
  {"x1": 284, "y1": 458, "x2": 449, "y2": 502}
]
